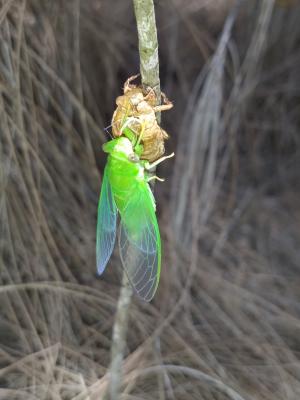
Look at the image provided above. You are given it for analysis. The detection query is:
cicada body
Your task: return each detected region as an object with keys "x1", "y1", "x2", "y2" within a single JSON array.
[{"x1": 96, "y1": 136, "x2": 174, "y2": 301}]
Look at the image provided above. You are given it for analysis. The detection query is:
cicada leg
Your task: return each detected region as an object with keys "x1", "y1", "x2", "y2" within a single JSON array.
[
  {"x1": 136, "y1": 121, "x2": 146, "y2": 146},
  {"x1": 143, "y1": 88, "x2": 173, "y2": 112},
  {"x1": 117, "y1": 103, "x2": 131, "y2": 135},
  {"x1": 153, "y1": 103, "x2": 173, "y2": 112},
  {"x1": 161, "y1": 91, "x2": 173, "y2": 106},
  {"x1": 147, "y1": 175, "x2": 165, "y2": 183},
  {"x1": 143, "y1": 87, "x2": 157, "y2": 106},
  {"x1": 120, "y1": 116, "x2": 140, "y2": 133},
  {"x1": 124, "y1": 74, "x2": 140, "y2": 93},
  {"x1": 144, "y1": 152, "x2": 175, "y2": 170},
  {"x1": 120, "y1": 117, "x2": 143, "y2": 141}
]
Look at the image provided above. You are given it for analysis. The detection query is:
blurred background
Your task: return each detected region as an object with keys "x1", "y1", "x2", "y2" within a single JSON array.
[{"x1": 0, "y1": 0, "x2": 300, "y2": 399}]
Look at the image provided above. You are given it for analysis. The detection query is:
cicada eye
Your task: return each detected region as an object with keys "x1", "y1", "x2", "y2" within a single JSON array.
[{"x1": 128, "y1": 153, "x2": 139, "y2": 163}]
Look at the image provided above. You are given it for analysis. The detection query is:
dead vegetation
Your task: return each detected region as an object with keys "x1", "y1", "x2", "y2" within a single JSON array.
[{"x1": 0, "y1": 0, "x2": 300, "y2": 399}]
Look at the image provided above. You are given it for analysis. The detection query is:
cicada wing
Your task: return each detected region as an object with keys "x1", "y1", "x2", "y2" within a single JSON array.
[
  {"x1": 96, "y1": 166, "x2": 117, "y2": 274},
  {"x1": 118, "y1": 186, "x2": 161, "y2": 302}
]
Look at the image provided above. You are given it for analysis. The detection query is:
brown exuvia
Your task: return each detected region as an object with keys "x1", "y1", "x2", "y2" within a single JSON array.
[{"x1": 111, "y1": 75, "x2": 173, "y2": 162}]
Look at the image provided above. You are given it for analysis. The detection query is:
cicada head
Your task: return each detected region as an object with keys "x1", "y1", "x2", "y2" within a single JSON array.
[{"x1": 103, "y1": 137, "x2": 134, "y2": 160}]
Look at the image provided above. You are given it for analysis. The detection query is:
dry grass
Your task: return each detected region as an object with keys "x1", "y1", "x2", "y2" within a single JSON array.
[{"x1": 0, "y1": 0, "x2": 300, "y2": 399}]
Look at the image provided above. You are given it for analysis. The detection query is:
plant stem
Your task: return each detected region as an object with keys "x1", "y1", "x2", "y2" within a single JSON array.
[
  {"x1": 107, "y1": 1, "x2": 160, "y2": 399},
  {"x1": 108, "y1": 273, "x2": 133, "y2": 400},
  {"x1": 133, "y1": 0, "x2": 161, "y2": 121}
]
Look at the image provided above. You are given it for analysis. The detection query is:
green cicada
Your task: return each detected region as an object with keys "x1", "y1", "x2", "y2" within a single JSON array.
[{"x1": 96, "y1": 126, "x2": 173, "y2": 301}]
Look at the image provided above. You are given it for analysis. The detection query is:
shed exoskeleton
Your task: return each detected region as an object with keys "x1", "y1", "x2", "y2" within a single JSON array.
[{"x1": 111, "y1": 75, "x2": 173, "y2": 162}]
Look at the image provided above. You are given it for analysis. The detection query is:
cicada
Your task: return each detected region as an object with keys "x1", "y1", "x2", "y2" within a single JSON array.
[
  {"x1": 96, "y1": 131, "x2": 174, "y2": 301},
  {"x1": 111, "y1": 75, "x2": 173, "y2": 162}
]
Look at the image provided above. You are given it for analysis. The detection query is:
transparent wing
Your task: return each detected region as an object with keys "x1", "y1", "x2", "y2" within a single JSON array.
[
  {"x1": 96, "y1": 167, "x2": 117, "y2": 274},
  {"x1": 118, "y1": 186, "x2": 161, "y2": 301}
]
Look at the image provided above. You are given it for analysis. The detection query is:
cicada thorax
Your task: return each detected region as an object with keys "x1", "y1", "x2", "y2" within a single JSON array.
[{"x1": 111, "y1": 76, "x2": 173, "y2": 162}]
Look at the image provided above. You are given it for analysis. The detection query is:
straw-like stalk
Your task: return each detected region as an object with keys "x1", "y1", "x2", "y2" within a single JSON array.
[{"x1": 107, "y1": 1, "x2": 161, "y2": 399}]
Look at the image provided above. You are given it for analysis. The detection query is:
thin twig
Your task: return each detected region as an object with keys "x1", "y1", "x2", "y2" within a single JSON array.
[
  {"x1": 107, "y1": 1, "x2": 161, "y2": 399},
  {"x1": 133, "y1": 0, "x2": 161, "y2": 121},
  {"x1": 108, "y1": 273, "x2": 133, "y2": 400}
]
